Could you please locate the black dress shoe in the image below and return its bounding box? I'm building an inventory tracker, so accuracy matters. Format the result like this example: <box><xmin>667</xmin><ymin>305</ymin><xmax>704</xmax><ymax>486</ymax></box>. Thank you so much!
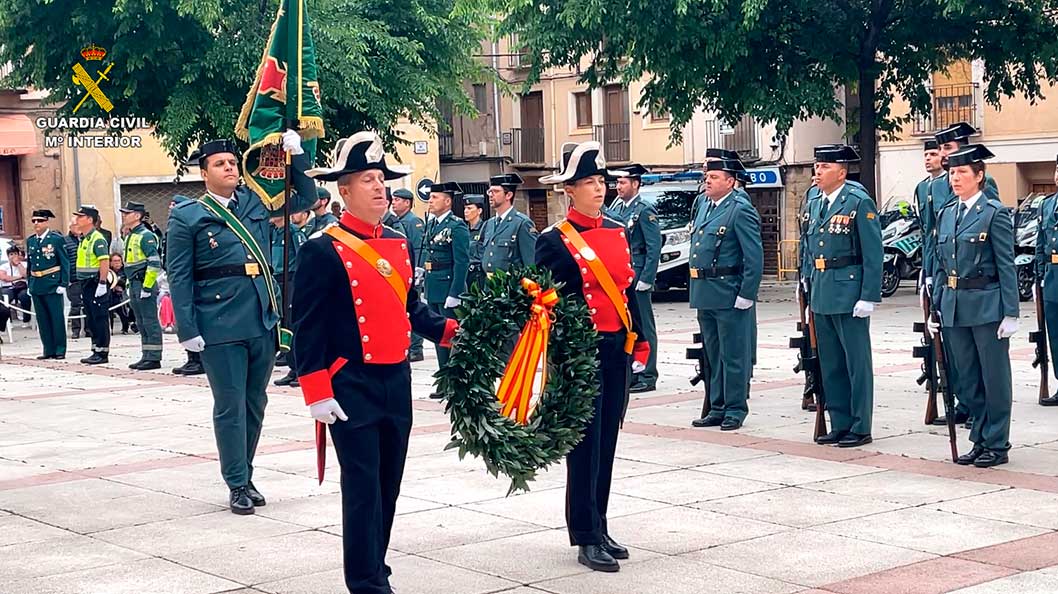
<box><xmin>1040</xmin><ymin>394</ymin><xmax>1058</xmax><ymax>406</ymax></box>
<box><xmin>691</xmin><ymin>415</ymin><xmax>724</xmax><ymax>428</ymax></box>
<box><xmin>815</xmin><ymin>430</ymin><xmax>849</xmax><ymax>445</ymax></box>
<box><xmin>173</xmin><ymin>360</ymin><xmax>205</xmax><ymax>376</ymax></box>
<box><xmin>246</xmin><ymin>482</ymin><xmax>266</xmax><ymax>507</ymax></box>
<box><xmin>837</xmin><ymin>433</ymin><xmax>873</xmax><ymax>448</ymax></box>
<box><xmin>408</xmin><ymin>352</ymin><xmax>424</xmax><ymax>362</ymax></box>
<box><xmin>956</xmin><ymin>445</ymin><xmax>985</xmax><ymax>465</ymax></box>
<box><xmin>52</xmin><ymin>355</ymin><xmax>65</xmax><ymax>360</ymax></box>
<box><xmin>931</xmin><ymin>410</ymin><xmax>970</xmax><ymax>426</ymax></box>
<box><xmin>230</xmin><ymin>487</ymin><xmax>255</xmax><ymax>515</ymax></box>
<box><xmin>129</xmin><ymin>359</ymin><xmax>154</xmax><ymax>370</ymax></box>
<box><xmin>429</xmin><ymin>392</ymin><xmax>444</xmax><ymax>400</ymax></box>
<box><xmin>71</xmin><ymin>332</ymin><xmax>80</xmax><ymax>339</ymax></box>
<box><xmin>577</xmin><ymin>544</ymin><xmax>619</xmax><ymax>572</ymax></box>
<box><xmin>973</xmin><ymin>450</ymin><xmax>1009</xmax><ymax>468</ymax></box>
<box><xmin>274</xmin><ymin>353</ymin><xmax>289</xmax><ymax>367</ymax></box>
<box><xmin>628</xmin><ymin>381</ymin><xmax>656</xmax><ymax>394</ymax></box>
<box><xmin>137</xmin><ymin>361</ymin><xmax>161</xmax><ymax>370</ymax></box>
<box><xmin>601</xmin><ymin>535</ymin><xmax>629</xmax><ymax>560</ymax></box>
<box><xmin>273</xmin><ymin>372</ymin><xmax>298</xmax><ymax>387</ymax></box>
<box><xmin>80</xmin><ymin>353</ymin><xmax>108</xmax><ymax>365</ymax></box>
<box><xmin>36</xmin><ymin>354</ymin><xmax>51</xmax><ymax>360</ymax></box>
<box><xmin>720</xmin><ymin>418</ymin><xmax>744</xmax><ymax>431</ymax></box>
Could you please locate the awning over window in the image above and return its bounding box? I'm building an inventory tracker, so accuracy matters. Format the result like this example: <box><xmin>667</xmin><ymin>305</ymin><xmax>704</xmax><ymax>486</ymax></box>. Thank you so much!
<box><xmin>0</xmin><ymin>115</ymin><xmax>37</xmax><ymax>156</ymax></box>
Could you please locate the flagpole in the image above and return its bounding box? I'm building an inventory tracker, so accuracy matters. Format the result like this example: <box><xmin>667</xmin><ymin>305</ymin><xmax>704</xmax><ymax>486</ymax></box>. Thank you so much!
<box><xmin>280</xmin><ymin>0</ymin><xmax>298</xmax><ymax>342</ymax></box>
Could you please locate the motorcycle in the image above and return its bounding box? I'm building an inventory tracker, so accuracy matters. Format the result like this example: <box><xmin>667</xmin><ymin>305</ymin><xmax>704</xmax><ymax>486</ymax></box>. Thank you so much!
<box><xmin>1014</xmin><ymin>194</ymin><xmax>1045</xmax><ymax>302</ymax></box>
<box><xmin>880</xmin><ymin>200</ymin><xmax>922</xmax><ymax>298</ymax></box>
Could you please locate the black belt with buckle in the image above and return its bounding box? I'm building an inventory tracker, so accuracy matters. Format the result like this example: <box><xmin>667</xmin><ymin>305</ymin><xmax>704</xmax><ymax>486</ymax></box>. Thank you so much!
<box><xmin>946</xmin><ymin>275</ymin><xmax>998</xmax><ymax>290</ymax></box>
<box><xmin>690</xmin><ymin>265</ymin><xmax>741</xmax><ymax>279</ymax></box>
<box><xmin>195</xmin><ymin>263</ymin><xmax>262</xmax><ymax>281</ymax></box>
<box><xmin>814</xmin><ymin>256</ymin><xmax>862</xmax><ymax>271</ymax></box>
<box><xmin>424</xmin><ymin>262</ymin><xmax>452</xmax><ymax>271</ymax></box>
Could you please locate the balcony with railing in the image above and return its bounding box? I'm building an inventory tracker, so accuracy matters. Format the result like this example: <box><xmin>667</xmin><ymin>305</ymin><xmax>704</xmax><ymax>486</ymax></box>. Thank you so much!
<box><xmin>593</xmin><ymin>123</ymin><xmax>630</xmax><ymax>163</ymax></box>
<box><xmin>511</xmin><ymin>127</ymin><xmax>545</xmax><ymax>164</ymax></box>
<box><xmin>703</xmin><ymin>115</ymin><xmax>760</xmax><ymax>161</ymax></box>
<box><xmin>438</xmin><ymin>132</ymin><xmax>454</xmax><ymax>159</ymax></box>
<box><xmin>913</xmin><ymin>83</ymin><xmax>980</xmax><ymax>135</ymax></box>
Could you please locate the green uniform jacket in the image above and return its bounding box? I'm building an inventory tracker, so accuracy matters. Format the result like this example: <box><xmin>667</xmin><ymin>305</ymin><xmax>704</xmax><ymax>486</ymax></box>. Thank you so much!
<box><xmin>167</xmin><ymin>184</ymin><xmax>314</xmax><ymax>345</ymax></box>
<box><xmin>123</xmin><ymin>223</ymin><xmax>162</xmax><ymax>289</ymax></box>
<box><xmin>303</xmin><ymin>211</ymin><xmax>338</xmax><ymax>238</ymax></box>
<box><xmin>688</xmin><ymin>192</ymin><xmax>764</xmax><ymax>309</ymax></box>
<box><xmin>421</xmin><ymin>212</ymin><xmax>470</xmax><ymax>303</ymax></box>
<box><xmin>480</xmin><ymin>209</ymin><xmax>537</xmax><ymax>274</ymax></box>
<box><xmin>915</xmin><ymin>175</ymin><xmax>940</xmax><ymax>276</ymax></box>
<box><xmin>611</xmin><ymin>195</ymin><xmax>662</xmax><ymax>286</ymax></box>
<box><xmin>270</xmin><ymin>223</ymin><xmax>307</xmax><ymax>275</ymax></box>
<box><xmin>798</xmin><ymin>186</ymin><xmax>822</xmax><ymax>280</ymax></box>
<box><xmin>26</xmin><ymin>229</ymin><xmax>70</xmax><ymax>295</ymax></box>
<box><xmin>468</xmin><ymin>220</ymin><xmax>485</xmax><ymax>265</ymax></box>
<box><xmin>1035</xmin><ymin>193</ymin><xmax>1058</xmax><ymax>303</ymax></box>
<box><xmin>802</xmin><ymin>184</ymin><xmax>884</xmax><ymax>315</ymax></box>
<box><xmin>396</xmin><ymin>210</ymin><xmax>426</xmax><ymax>265</ymax></box>
<box><xmin>932</xmin><ymin>195</ymin><xmax>1018</xmax><ymax>327</ymax></box>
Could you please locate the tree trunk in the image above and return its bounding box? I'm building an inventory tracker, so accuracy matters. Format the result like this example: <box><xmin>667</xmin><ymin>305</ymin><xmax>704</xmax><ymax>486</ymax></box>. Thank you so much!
<box><xmin>858</xmin><ymin>66</ymin><xmax>878</xmax><ymax>199</ymax></box>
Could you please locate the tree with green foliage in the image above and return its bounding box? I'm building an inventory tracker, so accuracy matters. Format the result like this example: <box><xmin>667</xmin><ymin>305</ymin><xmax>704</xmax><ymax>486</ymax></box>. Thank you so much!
<box><xmin>501</xmin><ymin>0</ymin><xmax>1058</xmax><ymax>196</ymax></box>
<box><xmin>0</xmin><ymin>0</ymin><xmax>491</xmax><ymax>166</ymax></box>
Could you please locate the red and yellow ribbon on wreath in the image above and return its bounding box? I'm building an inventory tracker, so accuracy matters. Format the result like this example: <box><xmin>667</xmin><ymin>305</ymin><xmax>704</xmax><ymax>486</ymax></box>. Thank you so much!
<box><xmin>495</xmin><ymin>278</ymin><xmax>560</xmax><ymax>424</ymax></box>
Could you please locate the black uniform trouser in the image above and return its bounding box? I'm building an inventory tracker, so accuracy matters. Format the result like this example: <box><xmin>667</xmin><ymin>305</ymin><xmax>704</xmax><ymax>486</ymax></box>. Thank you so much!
<box><xmin>276</xmin><ymin>276</ymin><xmax>296</xmax><ymax>371</ymax></box>
<box><xmin>67</xmin><ymin>280</ymin><xmax>83</xmax><ymax>334</ymax></box>
<box><xmin>200</xmin><ymin>333</ymin><xmax>274</xmax><ymax>488</ymax></box>
<box><xmin>330</xmin><ymin>363</ymin><xmax>412</xmax><ymax>594</ymax></box>
<box><xmin>567</xmin><ymin>331</ymin><xmax>630</xmax><ymax>545</ymax></box>
<box><xmin>81</xmin><ymin>278</ymin><xmax>111</xmax><ymax>354</ymax></box>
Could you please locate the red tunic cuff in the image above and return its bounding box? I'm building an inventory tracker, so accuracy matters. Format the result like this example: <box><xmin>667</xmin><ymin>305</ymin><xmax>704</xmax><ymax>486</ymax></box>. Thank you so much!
<box><xmin>633</xmin><ymin>340</ymin><xmax>651</xmax><ymax>366</ymax></box>
<box><xmin>440</xmin><ymin>319</ymin><xmax>459</xmax><ymax>348</ymax></box>
<box><xmin>299</xmin><ymin>369</ymin><xmax>334</xmax><ymax>406</ymax></box>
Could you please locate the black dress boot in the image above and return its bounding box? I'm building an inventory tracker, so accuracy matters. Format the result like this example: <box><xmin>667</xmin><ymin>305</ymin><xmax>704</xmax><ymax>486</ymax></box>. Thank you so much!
<box><xmin>577</xmin><ymin>544</ymin><xmax>619</xmax><ymax>572</ymax></box>
<box><xmin>229</xmin><ymin>487</ymin><xmax>255</xmax><ymax>515</ymax></box>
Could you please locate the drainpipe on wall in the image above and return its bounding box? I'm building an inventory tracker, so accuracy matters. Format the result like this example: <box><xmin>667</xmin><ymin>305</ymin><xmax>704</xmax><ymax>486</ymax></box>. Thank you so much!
<box><xmin>72</xmin><ymin>144</ymin><xmax>82</xmax><ymax>207</ymax></box>
<box><xmin>491</xmin><ymin>41</ymin><xmax>502</xmax><ymax>166</ymax></box>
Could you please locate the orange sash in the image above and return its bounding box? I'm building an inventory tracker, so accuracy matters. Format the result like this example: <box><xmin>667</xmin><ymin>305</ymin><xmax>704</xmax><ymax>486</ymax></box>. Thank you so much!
<box><xmin>556</xmin><ymin>221</ymin><xmax>637</xmax><ymax>353</ymax></box>
<box><xmin>495</xmin><ymin>279</ymin><xmax>559</xmax><ymax>424</ymax></box>
<box><xmin>325</xmin><ymin>226</ymin><xmax>407</xmax><ymax>306</ymax></box>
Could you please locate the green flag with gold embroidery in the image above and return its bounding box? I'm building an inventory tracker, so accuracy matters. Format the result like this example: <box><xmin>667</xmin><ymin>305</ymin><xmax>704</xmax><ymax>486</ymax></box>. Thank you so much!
<box><xmin>235</xmin><ymin>0</ymin><xmax>324</xmax><ymax>210</ymax></box>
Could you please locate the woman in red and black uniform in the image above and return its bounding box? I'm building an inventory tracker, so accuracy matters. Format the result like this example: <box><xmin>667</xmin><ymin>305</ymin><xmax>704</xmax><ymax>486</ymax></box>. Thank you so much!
<box><xmin>294</xmin><ymin>131</ymin><xmax>457</xmax><ymax>594</ymax></box>
<box><xmin>535</xmin><ymin>141</ymin><xmax>651</xmax><ymax>573</ymax></box>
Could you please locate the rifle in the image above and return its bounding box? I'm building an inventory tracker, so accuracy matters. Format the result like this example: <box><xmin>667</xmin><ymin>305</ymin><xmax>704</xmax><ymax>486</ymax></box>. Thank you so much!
<box><xmin>912</xmin><ymin>290</ymin><xmax>940</xmax><ymax>425</ymax></box>
<box><xmin>805</xmin><ymin>305</ymin><xmax>828</xmax><ymax>440</ymax></box>
<box><xmin>789</xmin><ymin>280</ymin><xmax>818</xmax><ymax>412</ymax></box>
<box><xmin>1030</xmin><ymin>280</ymin><xmax>1049</xmax><ymax>405</ymax></box>
<box><xmin>923</xmin><ymin>287</ymin><xmax>958</xmax><ymax>462</ymax></box>
<box><xmin>688</xmin><ymin>332</ymin><xmax>712</xmax><ymax>422</ymax></box>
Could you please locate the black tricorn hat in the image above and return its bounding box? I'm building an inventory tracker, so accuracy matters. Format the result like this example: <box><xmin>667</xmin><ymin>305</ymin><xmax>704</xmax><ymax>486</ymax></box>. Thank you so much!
<box><xmin>306</xmin><ymin>132</ymin><xmax>411</xmax><ymax>182</ymax></box>
<box><xmin>119</xmin><ymin>201</ymin><xmax>147</xmax><ymax>214</ymax></box>
<box><xmin>430</xmin><ymin>181</ymin><xmax>463</xmax><ymax>197</ymax></box>
<box><xmin>489</xmin><ymin>173</ymin><xmax>524</xmax><ymax>191</ymax></box>
<box><xmin>31</xmin><ymin>209</ymin><xmax>56</xmax><ymax>219</ymax></box>
<box><xmin>705</xmin><ymin>148</ymin><xmax>740</xmax><ymax>161</ymax></box>
<box><xmin>541</xmin><ymin>141</ymin><xmax>625</xmax><ymax>184</ymax></box>
<box><xmin>935</xmin><ymin>122</ymin><xmax>977</xmax><ymax>145</ymax></box>
<box><xmin>614</xmin><ymin>163</ymin><xmax>650</xmax><ymax>178</ymax></box>
<box><xmin>814</xmin><ymin>145</ymin><xmax>860</xmax><ymax>163</ymax></box>
<box><xmin>946</xmin><ymin>143</ymin><xmax>995</xmax><ymax>168</ymax></box>
<box><xmin>924</xmin><ymin>139</ymin><xmax>939</xmax><ymax>151</ymax></box>
<box><xmin>187</xmin><ymin>139</ymin><xmax>240</xmax><ymax>166</ymax></box>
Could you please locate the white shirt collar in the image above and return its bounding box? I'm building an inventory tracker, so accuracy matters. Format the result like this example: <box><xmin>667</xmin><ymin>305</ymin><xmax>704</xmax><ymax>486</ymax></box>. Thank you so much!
<box><xmin>712</xmin><ymin>192</ymin><xmax>732</xmax><ymax>208</ymax></box>
<box><xmin>434</xmin><ymin>210</ymin><xmax>451</xmax><ymax>224</ymax></box>
<box><xmin>207</xmin><ymin>189</ymin><xmax>235</xmax><ymax>208</ymax></box>
<box><xmin>825</xmin><ymin>184</ymin><xmax>846</xmax><ymax>205</ymax></box>
<box><xmin>622</xmin><ymin>194</ymin><xmax>639</xmax><ymax>207</ymax></box>
<box><xmin>961</xmin><ymin>191</ymin><xmax>983</xmax><ymax>210</ymax></box>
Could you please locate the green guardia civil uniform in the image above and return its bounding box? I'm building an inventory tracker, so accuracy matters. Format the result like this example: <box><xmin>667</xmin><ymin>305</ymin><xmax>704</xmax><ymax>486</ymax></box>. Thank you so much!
<box><xmin>124</xmin><ymin>223</ymin><xmax>164</xmax><ymax>362</ymax></box>
<box><xmin>688</xmin><ymin>191</ymin><xmax>764</xmax><ymax>423</ymax></box>
<box><xmin>932</xmin><ymin>192</ymin><xmax>1017</xmax><ymax>454</ymax></box>
<box><xmin>167</xmin><ymin>165</ymin><xmax>315</xmax><ymax>490</ymax></box>
<box><xmin>1034</xmin><ymin>190</ymin><xmax>1058</xmax><ymax>393</ymax></box>
<box><xmin>803</xmin><ymin>183</ymin><xmax>883</xmax><ymax>437</ymax></box>
<box><xmin>26</xmin><ymin>228</ymin><xmax>71</xmax><ymax>358</ymax></box>
<box><xmin>611</xmin><ymin>194</ymin><xmax>662</xmax><ymax>387</ymax></box>
<box><xmin>419</xmin><ymin>211</ymin><xmax>470</xmax><ymax>366</ymax></box>
<box><xmin>303</xmin><ymin>210</ymin><xmax>338</xmax><ymax>237</ymax></box>
<box><xmin>480</xmin><ymin>208</ymin><xmax>537</xmax><ymax>276</ymax></box>
<box><xmin>467</xmin><ymin>219</ymin><xmax>486</xmax><ymax>288</ymax></box>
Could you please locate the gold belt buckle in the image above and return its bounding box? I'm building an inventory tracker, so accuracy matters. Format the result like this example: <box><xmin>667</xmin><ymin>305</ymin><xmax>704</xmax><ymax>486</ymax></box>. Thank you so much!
<box><xmin>245</xmin><ymin>262</ymin><xmax>260</xmax><ymax>277</ymax></box>
<box><xmin>814</xmin><ymin>257</ymin><xmax>826</xmax><ymax>271</ymax></box>
<box><xmin>425</xmin><ymin>262</ymin><xmax>433</xmax><ymax>271</ymax></box>
<box><xmin>947</xmin><ymin>276</ymin><xmax>958</xmax><ymax>289</ymax></box>
<box><xmin>486</xmin><ymin>272</ymin><xmax>494</xmax><ymax>279</ymax></box>
<box><xmin>1051</xmin><ymin>254</ymin><xmax>1058</xmax><ymax>264</ymax></box>
<box><xmin>689</xmin><ymin>268</ymin><xmax>699</xmax><ymax>279</ymax></box>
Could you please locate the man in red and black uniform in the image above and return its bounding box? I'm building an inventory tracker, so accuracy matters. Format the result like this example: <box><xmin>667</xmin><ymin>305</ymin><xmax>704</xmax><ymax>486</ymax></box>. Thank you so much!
<box><xmin>294</xmin><ymin>131</ymin><xmax>458</xmax><ymax>594</ymax></box>
<box><xmin>536</xmin><ymin>141</ymin><xmax>650</xmax><ymax>573</ymax></box>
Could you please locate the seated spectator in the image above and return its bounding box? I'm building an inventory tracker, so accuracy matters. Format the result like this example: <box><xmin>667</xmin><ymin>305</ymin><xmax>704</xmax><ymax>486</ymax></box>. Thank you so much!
<box><xmin>108</xmin><ymin>253</ymin><xmax>135</xmax><ymax>334</ymax></box>
<box><xmin>0</xmin><ymin>245</ymin><xmax>31</xmax><ymax>328</ymax></box>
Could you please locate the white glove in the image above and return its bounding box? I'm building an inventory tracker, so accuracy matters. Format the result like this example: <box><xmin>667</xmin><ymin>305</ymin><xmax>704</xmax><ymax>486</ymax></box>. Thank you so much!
<box><xmin>733</xmin><ymin>296</ymin><xmax>754</xmax><ymax>310</ymax></box>
<box><xmin>852</xmin><ymin>300</ymin><xmax>874</xmax><ymax>318</ymax></box>
<box><xmin>282</xmin><ymin>129</ymin><xmax>304</xmax><ymax>155</ymax></box>
<box><xmin>180</xmin><ymin>335</ymin><xmax>206</xmax><ymax>352</ymax></box>
<box><xmin>631</xmin><ymin>361</ymin><xmax>646</xmax><ymax>374</ymax></box>
<box><xmin>444</xmin><ymin>296</ymin><xmax>461</xmax><ymax>309</ymax></box>
<box><xmin>94</xmin><ymin>283</ymin><xmax>107</xmax><ymax>298</ymax></box>
<box><xmin>140</xmin><ymin>289</ymin><xmax>152</xmax><ymax>299</ymax></box>
<box><xmin>635</xmin><ymin>281</ymin><xmax>652</xmax><ymax>292</ymax></box>
<box><xmin>414</xmin><ymin>267</ymin><xmax>425</xmax><ymax>284</ymax></box>
<box><xmin>56</xmin><ymin>286</ymin><xmax>65</xmax><ymax>296</ymax></box>
<box><xmin>997</xmin><ymin>317</ymin><xmax>1019</xmax><ymax>339</ymax></box>
<box><xmin>924</xmin><ymin>276</ymin><xmax>933</xmax><ymax>288</ymax></box>
<box><xmin>920</xmin><ymin>277</ymin><xmax>933</xmax><ymax>297</ymax></box>
<box><xmin>926</xmin><ymin>318</ymin><xmax>940</xmax><ymax>338</ymax></box>
<box><xmin>309</xmin><ymin>398</ymin><xmax>348</xmax><ymax>425</ymax></box>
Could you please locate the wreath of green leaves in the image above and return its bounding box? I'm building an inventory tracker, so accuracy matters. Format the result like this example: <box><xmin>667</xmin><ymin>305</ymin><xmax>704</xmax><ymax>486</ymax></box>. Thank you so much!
<box><xmin>436</xmin><ymin>267</ymin><xmax>600</xmax><ymax>494</ymax></box>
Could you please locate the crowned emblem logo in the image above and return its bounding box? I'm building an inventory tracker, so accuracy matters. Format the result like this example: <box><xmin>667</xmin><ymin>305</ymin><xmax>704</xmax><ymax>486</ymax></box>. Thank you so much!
<box><xmin>252</xmin><ymin>143</ymin><xmax>287</xmax><ymax>181</ymax></box>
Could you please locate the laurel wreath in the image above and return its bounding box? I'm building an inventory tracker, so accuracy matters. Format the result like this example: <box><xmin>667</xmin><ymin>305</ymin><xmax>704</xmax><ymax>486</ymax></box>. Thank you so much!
<box><xmin>436</xmin><ymin>267</ymin><xmax>600</xmax><ymax>494</ymax></box>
